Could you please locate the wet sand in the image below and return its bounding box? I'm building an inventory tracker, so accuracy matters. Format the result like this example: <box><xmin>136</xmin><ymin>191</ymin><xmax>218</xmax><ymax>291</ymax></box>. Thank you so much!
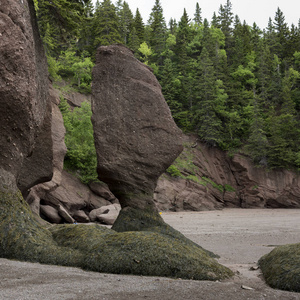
<box><xmin>0</xmin><ymin>208</ymin><xmax>299</xmax><ymax>300</ymax></box>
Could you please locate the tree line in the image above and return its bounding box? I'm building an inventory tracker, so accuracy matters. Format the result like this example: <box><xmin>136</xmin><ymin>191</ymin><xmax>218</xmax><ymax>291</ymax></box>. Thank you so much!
<box><xmin>35</xmin><ymin>0</ymin><xmax>300</xmax><ymax>171</ymax></box>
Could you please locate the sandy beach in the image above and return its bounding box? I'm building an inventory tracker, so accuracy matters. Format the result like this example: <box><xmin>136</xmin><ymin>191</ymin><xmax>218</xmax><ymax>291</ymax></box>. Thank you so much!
<box><xmin>0</xmin><ymin>208</ymin><xmax>299</xmax><ymax>300</ymax></box>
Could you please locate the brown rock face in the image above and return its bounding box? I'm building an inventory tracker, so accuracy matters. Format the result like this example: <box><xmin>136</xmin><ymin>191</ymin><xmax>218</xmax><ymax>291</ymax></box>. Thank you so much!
<box><xmin>92</xmin><ymin>44</ymin><xmax>183</xmax><ymax>210</ymax></box>
<box><xmin>154</xmin><ymin>135</ymin><xmax>300</xmax><ymax>211</ymax></box>
<box><xmin>0</xmin><ymin>0</ymin><xmax>52</xmax><ymax>186</ymax></box>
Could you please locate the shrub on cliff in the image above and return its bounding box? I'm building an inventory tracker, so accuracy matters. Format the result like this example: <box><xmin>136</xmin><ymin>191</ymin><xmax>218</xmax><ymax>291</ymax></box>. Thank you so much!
<box><xmin>59</xmin><ymin>97</ymin><xmax>98</xmax><ymax>184</ymax></box>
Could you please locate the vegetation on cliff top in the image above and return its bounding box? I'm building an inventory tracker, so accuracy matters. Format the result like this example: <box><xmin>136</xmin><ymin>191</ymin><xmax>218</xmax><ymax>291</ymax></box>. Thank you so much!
<box><xmin>35</xmin><ymin>0</ymin><xmax>300</xmax><ymax>172</ymax></box>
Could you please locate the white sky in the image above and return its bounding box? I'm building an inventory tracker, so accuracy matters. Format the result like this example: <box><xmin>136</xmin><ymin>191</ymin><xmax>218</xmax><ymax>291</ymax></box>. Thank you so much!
<box><xmin>95</xmin><ymin>0</ymin><xmax>300</xmax><ymax>30</ymax></box>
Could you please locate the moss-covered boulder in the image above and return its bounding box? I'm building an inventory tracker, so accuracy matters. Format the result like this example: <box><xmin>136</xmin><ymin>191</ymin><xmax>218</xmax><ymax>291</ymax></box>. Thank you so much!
<box><xmin>0</xmin><ymin>182</ymin><xmax>233</xmax><ymax>281</ymax></box>
<box><xmin>259</xmin><ymin>243</ymin><xmax>300</xmax><ymax>292</ymax></box>
<box><xmin>112</xmin><ymin>206</ymin><xmax>218</xmax><ymax>258</ymax></box>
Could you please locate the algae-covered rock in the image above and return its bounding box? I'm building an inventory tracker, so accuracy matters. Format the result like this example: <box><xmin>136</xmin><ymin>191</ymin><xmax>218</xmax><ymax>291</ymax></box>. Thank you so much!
<box><xmin>0</xmin><ymin>180</ymin><xmax>83</xmax><ymax>267</ymax></box>
<box><xmin>0</xmin><ymin>177</ymin><xmax>233</xmax><ymax>281</ymax></box>
<box><xmin>259</xmin><ymin>243</ymin><xmax>300</xmax><ymax>292</ymax></box>
<box><xmin>50</xmin><ymin>222</ymin><xmax>232</xmax><ymax>280</ymax></box>
<box><xmin>112</xmin><ymin>206</ymin><xmax>218</xmax><ymax>258</ymax></box>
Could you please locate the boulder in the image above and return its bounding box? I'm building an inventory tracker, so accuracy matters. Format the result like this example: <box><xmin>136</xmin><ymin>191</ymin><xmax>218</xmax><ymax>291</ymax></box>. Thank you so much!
<box><xmin>259</xmin><ymin>243</ymin><xmax>300</xmax><ymax>292</ymax></box>
<box><xmin>91</xmin><ymin>44</ymin><xmax>232</xmax><ymax>279</ymax></box>
<box><xmin>89</xmin><ymin>204</ymin><xmax>121</xmax><ymax>224</ymax></box>
<box><xmin>92</xmin><ymin>44</ymin><xmax>183</xmax><ymax>210</ymax></box>
<box><xmin>72</xmin><ymin>210</ymin><xmax>90</xmax><ymax>223</ymax></box>
<box><xmin>89</xmin><ymin>181</ymin><xmax>117</xmax><ymax>202</ymax></box>
<box><xmin>40</xmin><ymin>205</ymin><xmax>62</xmax><ymax>224</ymax></box>
<box><xmin>44</xmin><ymin>170</ymin><xmax>111</xmax><ymax>214</ymax></box>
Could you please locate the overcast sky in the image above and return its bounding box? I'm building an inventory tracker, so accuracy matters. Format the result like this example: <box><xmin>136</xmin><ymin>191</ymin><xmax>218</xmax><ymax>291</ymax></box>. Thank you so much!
<box><xmin>97</xmin><ymin>0</ymin><xmax>299</xmax><ymax>30</ymax></box>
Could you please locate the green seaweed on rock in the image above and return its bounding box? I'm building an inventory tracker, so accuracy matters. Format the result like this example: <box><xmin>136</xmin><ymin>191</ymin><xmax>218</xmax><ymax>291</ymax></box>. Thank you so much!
<box><xmin>0</xmin><ymin>185</ymin><xmax>233</xmax><ymax>281</ymax></box>
<box><xmin>259</xmin><ymin>243</ymin><xmax>300</xmax><ymax>292</ymax></box>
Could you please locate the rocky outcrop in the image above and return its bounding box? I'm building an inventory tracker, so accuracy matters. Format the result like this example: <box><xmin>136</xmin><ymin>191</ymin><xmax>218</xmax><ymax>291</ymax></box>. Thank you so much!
<box><xmin>0</xmin><ymin>1</ymin><xmax>233</xmax><ymax>283</ymax></box>
<box><xmin>154</xmin><ymin>135</ymin><xmax>300</xmax><ymax>210</ymax></box>
<box><xmin>41</xmin><ymin>170</ymin><xmax>113</xmax><ymax>223</ymax></box>
<box><xmin>0</xmin><ymin>0</ymin><xmax>52</xmax><ymax>186</ymax></box>
<box><xmin>92</xmin><ymin>44</ymin><xmax>183</xmax><ymax>210</ymax></box>
<box><xmin>91</xmin><ymin>44</ymin><xmax>232</xmax><ymax>279</ymax></box>
<box><xmin>24</xmin><ymin>85</ymin><xmax>116</xmax><ymax>225</ymax></box>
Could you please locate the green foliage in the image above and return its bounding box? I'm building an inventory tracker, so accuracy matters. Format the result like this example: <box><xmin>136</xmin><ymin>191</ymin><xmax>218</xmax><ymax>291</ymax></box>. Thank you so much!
<box><xmin>224</xmin><ymin>184</ymin><xmax>235</xmax><ymax>192</ymax></box>
<box><xmin>138</xmin><ymin>42</ymin><xmax>153</xmax><ymax>65</ymax></box>
<box><xmin>71</xmin><ymin>57</ymin><xmax>94</xmax><ymax>93</ymax></box>
<box><xmin>59</xmin><ymin>98</ymin><xmax>98</xmax><ymax>184</ymax></box>
<box><xmin>166</xmin><ymin>165</ymin><xmax>182</xmax><ymax>178</ymax></box>
<box><xmin>201</xmin><ymin>177</ymin><xmax>224</xmax><ymax>192</ymax></box>
<box><xmin>36</xmin><ymin>1</ymin><xmax>300</xmax><ymax>171</ymax></box>
<box><xmin>53</xmin><ymin>50</ymin><xmax>94</xmax><ymax>93</ymax></box>
<box><xmin>93</xmin><ymin>0</ymin><xmax>122</xmax><ymax>48</ymax></box>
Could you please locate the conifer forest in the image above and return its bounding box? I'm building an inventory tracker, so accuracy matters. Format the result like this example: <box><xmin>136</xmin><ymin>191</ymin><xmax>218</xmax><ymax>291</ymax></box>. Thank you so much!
<box><xmin>35</xmin><ymin>0</ymin><xmax>300</xmax><ymax>171</ymax></box>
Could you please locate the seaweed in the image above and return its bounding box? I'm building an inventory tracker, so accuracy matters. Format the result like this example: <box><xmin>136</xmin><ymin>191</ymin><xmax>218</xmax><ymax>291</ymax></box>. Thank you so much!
<box><xmin>0</xmin><ymin>184</ymin><xmax>233</xmax><ymax>281</ymax></box>
<box><xmin>259</xmin><ymin>243</ymin><xmax>300</xmax><ymax>292</ymax></box>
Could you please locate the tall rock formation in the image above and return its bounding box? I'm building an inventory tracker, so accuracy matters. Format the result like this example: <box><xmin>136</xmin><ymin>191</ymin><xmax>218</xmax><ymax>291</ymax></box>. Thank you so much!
<box><xmin>92</xmin><ymin>44</ymin><xmax>183</xmax><ymax>210</ymax></box>
<box><xmin>0</xmin><ymin>3</ymin><xmax>233</xmax><ymax>282</ymax></box>
<box><xmin>0</xmin><ymin>0</ymin><xmax>52</xmax><ymax>191</ymax></box>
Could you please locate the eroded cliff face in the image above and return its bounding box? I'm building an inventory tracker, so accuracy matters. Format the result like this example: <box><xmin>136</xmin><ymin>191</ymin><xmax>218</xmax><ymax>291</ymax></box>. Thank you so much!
<box><xmin>0</xmin><ymin>0</ymin><xmax>52</xmax><ymax>190</ymax></box>
<box><xmin>155</xmin><ymin>135</ymin><xmax>300</xmax><ymax>210</ymax></box>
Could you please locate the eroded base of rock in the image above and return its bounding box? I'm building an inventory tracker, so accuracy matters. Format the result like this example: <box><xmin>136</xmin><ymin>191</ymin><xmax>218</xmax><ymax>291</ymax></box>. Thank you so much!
<box><xmin>0</xmin><ymin>185</ymin><xmax>233</xmax><ymax>281</ymax></box>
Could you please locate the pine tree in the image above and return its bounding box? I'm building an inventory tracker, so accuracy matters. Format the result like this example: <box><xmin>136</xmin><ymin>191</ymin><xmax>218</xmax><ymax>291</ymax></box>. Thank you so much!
<box><xmin>128</xmin><ymin>27</ymin><xmax>141</xmax><ymax>54</ymax></box>
<box><xmin>245</xmin><ymin>95</ymin><xmax>268</xmax><ymax>165</ymax></box>
<box><xmin>169</xmin><ymin>18</ymin><xmax>177</xmax><ymax>35</ymax></box>
<box><xmin>148</xmin><ymin>0</ymin><xmax>167</xmax><ymax>65</ymax></box>
<box><xmin>217</xmin><ymin>0</ymin><xmax>234</xmax><ymax>59</ymax></box>
<box><xmin>36</xmin><ymin>0</ymin><xmax>85</xmax><ymax>55</ymax></box>
<box><xmin>193</xmin><ymin>47</ymin><xmax>224</xmax><ymax>146</ymax></box>
<box><xmin>173</xmin><ymin>9</ymin><xmax>193</xmax><ymax>109</ymax></box>
<box><xmin>273</xmin><ymin>7</ymin><xmax>290</xmax><ymax>60</ymax></box>
<box><xmin>118</xmin><ymin>1</ymin><xmax>134</xmax><ymax>45</ymax></box>
<box><xmin>77</xmin><ymin>0</ymin><xmax>95</xmax><ymax>57</ymax></box>
<box><xmin>93</xmin><ymin>0</ymin><xmax>121</xmax><ymax>49</ymax></box>
<box><xmin>133</xmin><ymin>8</ymin><xmax>145</xmax><ymax>41</ymax></box>
<box><xmin>266</xmin><ymin>68</ymin><xmax>300</xmax><ymax>168</ymax></box>
<box><xmin>193</xmin><ymin>2</ymin><xmax>202</xmax><ymax>27</ymax></box>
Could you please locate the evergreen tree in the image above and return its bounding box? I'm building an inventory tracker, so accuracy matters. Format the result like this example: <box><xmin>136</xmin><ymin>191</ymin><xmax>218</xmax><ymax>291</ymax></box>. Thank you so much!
<box><xmin>193</xmin><ymin>48</ymin><xmax>224</xmax><ymax>146</ymax></box>
<box><xmin>266</xmin><ymin>68</ymin><xmax>300</xmax><ymax>168</ymax></box>
<box><xmin>148</xmin><ymin>0</ymin><xmax>167</xmax><ymax>66</ymax></box>
<box><xmin>93</xmin><ymin>0</ymin><xmax>121</xmax><ymax>49</ymax></box>
<box><xmin>245</xmin><ymin>95</ymin><xmax>268</xmax><ymax>165</ymax></box>
<box><xmin>193</xmin><ymin>2</ymin><xmax>202</xmax><ymax>27</ymax></box>
<box><xmin>217</xmin><ymin>0</ymin><xmax>234</xmax><ymax>60</ymax></box>
<box><xmin>173</xmin><ymin>9</ymin><xmax>193</xmax><ymax>109</ymax></box>
<box><xmin>77</xmin><ymin>0</ymin><xmax>95</xmax><ymax>57</ymax></box>
<box><xmin>169</xmin><ymin>18</ymin><xmax>178</xmax><ymax>35</ymax></box>
<box><xmin>273</xmin><ymin>7</ymin><xmax>290</xmax><ymax>60</ymax></box>
<box><xmin>133</xmin><ymin>8</ymin><xmax>145</xmax><ymax>41</ymax></box>
<box><xmin>118</xmin><ymin>1</ymin><xmax>134</xmax><ymax>45</ymax></box>
<box><xmin>128</xmin><ymin>27</ymin><xmax>141</xmax><ymax>54</ymax></box>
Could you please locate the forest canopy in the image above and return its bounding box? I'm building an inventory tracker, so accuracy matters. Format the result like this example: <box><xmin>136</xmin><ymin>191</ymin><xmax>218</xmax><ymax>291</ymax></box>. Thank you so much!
<box><xmin>35</xmin><ymin>0</ymin><xmax>300</xmax><ymax>172</ymax></box>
